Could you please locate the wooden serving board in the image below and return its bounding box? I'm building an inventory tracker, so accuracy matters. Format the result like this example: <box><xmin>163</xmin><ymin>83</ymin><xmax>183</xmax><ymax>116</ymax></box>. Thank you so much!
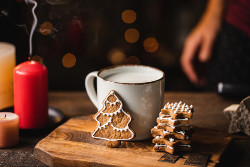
<box><xmin>34</xmin><ymin>115</ymin><xmax>232</xmax><ymax>167</ymax></box>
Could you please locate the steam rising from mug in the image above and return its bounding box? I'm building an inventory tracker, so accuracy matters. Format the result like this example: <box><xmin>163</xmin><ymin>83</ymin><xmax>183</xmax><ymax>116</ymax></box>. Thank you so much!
<box><xmin>25</xmin><ymin>0</ymin><xmax>37</xmax><ymax>58</ymax></box>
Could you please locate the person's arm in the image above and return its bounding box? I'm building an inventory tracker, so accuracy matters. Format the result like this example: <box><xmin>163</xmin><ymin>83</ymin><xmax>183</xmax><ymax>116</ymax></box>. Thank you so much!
<box><xmin>180</xmin><ymin>0</ymin><xmax>225</xmax><ymax>86</ymax></box>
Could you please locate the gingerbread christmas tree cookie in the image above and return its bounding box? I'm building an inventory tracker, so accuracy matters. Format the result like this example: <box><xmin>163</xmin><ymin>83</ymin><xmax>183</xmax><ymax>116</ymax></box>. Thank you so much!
<box><xmin>92</xmin><ymin>90</ymin><xmax>135</xmax><ymax>147</ymax></box>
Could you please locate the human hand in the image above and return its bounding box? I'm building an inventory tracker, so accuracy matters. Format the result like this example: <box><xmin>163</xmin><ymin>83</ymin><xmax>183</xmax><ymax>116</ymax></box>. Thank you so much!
<box><xmin>180</xmin><ymin>0</ymin><xmax>223</xmax><ymax>86</ymax></box>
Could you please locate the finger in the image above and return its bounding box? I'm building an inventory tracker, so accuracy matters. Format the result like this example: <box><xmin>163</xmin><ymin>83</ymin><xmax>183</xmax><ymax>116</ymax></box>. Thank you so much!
<box><xmin>181</xmin><ymin>36</ymin><xmax>201</xmax><ymax>84</ymax></box>
<box><xmin>182</xmin><ymin>36</ymin><xmax>200</xmax><ymax>61</ymax></box>
<box><xmin>199</xmin><ymin>36</ymin><xmax>213</xmax><ymax>62</ymax></box>
<box><xmin>181</xmin><ymin>58</ymin><xmax>199</xmax><ymax>84</ymax></box>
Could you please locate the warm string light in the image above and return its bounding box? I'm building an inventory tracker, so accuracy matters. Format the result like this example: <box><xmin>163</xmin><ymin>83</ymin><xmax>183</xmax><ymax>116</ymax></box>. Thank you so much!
<box><xmin>32</xmin><ymin>55</ymin><xmax>43</xmax><ymax>64</ymax></box>
<box><xmin>124</xmin><ymin>28</ymin><xmax>140</xmax><ymax>43</ymax></box>
<box><xmin>40</xmin><ymin>21</ymin><xmax>53</xmax><ymax>36</ymax></box>
<box><xmin>62</xmin><ymin>53</ymin><xmax>76</xmax><ymax>68</ymax></box>
<box><xmin>27</xmin><ymin>7</ymin><xmax>161</xmax><ymax>68</ymax></box>
<box><xmin>125</xmin><ymin>56</ymin><xmax>140</xmax><ymax>65</ymax></box>
<box><xmin>121</xmin><ymin>9</ymin><xmax>161</xmax><ymax>64</ymax></box>
<box><xmin>143</xmin><ymin>37</ymin><xmax>159</xmax><ymax>53</ymax></box>
<box><xmin>123</xmin><ymin>10</ymin><xmax>139</xmax><ymax>44</ymax></box>
<box><xmin>38</xmin><ymin>20</ymin><xmax>77</xmax><ymax>68</ymax></box>
<box><xmin>108</xmin><ymin>49</ymin><xmax>126</xmax><ymax>65</ymax></box>
<box><xmin>121</xmin><ymin>10</ymin><xmax>140</xmax><ymax>64</ymax></box>
<box><xmin>122</xmin><ymin>10</ymin><xmax>136</xmax><ymax>24</ymax></box>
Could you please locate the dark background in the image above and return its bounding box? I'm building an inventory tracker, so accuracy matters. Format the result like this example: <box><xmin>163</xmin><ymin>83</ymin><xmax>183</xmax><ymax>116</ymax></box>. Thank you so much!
<box><xmin>0</xmin><ymin>0</ymin><xmax>207</xmax><ymax>91</ymax></box>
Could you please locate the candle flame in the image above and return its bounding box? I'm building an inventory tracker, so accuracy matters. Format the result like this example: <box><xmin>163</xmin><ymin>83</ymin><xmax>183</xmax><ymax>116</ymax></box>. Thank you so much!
<box><xmin>25</xmin><ymin>0</ymin><xmax>38</xmax><ymax>59</ymax></box>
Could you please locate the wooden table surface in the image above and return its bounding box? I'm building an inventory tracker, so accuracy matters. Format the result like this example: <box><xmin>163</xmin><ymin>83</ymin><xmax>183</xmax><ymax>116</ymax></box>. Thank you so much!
<box><xmin>0</xmin><ymin>92</ymin><xmax>249</xmax><ymax>167</ymax></box>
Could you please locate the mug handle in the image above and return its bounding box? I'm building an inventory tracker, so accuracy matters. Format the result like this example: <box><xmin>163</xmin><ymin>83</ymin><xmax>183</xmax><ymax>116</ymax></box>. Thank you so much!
<box><xmin>85</xmin><ymin>71</ymin><xmax>98</xmax><ymax>108</ymax></box>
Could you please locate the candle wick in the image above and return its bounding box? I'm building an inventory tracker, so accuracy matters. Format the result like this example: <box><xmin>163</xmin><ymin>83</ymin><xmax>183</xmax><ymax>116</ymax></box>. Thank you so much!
<box><xmin>4</xmin><ymin>114</ymin><xmax>6</xmax><ymax>119</ymax></box>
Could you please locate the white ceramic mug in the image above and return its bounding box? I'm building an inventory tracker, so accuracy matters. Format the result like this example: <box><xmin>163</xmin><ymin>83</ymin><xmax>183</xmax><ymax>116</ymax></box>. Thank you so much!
<box><xmin>85</xmin><ymin>65</ymin><xmax>165</xmax><ymax>140</ymax></box>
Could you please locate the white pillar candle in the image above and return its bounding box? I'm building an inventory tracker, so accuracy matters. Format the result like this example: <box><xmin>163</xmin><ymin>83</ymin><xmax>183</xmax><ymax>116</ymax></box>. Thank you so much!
<box><xmin>0</xmin><ymin>42</ymin><xmax>16</xmax><ymax>110</ymax></box>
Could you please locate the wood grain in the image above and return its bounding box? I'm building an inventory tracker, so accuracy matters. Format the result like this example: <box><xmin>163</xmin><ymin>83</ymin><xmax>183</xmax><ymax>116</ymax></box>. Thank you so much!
<box><xmin>48</xmin><ymin>92</ymin><xmax>238</xmax><ymax>131</ymax></box>
<box><xmin>34</xmin><ymin>115</ymin><xmax>232</xmax><ymax>167</ymax></box>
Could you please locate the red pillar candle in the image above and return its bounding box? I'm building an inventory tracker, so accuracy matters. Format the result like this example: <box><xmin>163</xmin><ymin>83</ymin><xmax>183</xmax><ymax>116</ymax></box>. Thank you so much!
<box><xmin>14</xmin><ymin>61</ymin><xmax>48</xmax><ymax>129</ymax></box>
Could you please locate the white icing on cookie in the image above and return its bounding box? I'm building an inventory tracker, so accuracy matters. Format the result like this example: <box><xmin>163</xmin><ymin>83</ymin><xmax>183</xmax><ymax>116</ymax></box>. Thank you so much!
<box><xmin>164</xmin><ymin>101</ymin><xmax>193</xmax><ymax>114</ymax></box>
<box><xmin>92</xmin><ymin>90</ymin><xmax>134</xmax><ymax>141</ymax></box>
<box><xmin>176</xmin><ymin>131</ymin><xmax>185</xmax><ymax>135</ymax></box>
<box><xmin>178</xmin><ymin>144</ymin><xmax>191</xmax><ymax>147</ymax></box>
<box><xmin>106</xmin><ymin>99</ymin><xmax>119</xmax><ymax>106</ymax></box>
<box><xmin>158</xmin><ymin>115</ymin><xmax>188</xmax><ymax>122</ymax></box>
<box><xmin>171</xmin><ymin>102</ymin><xmax>178</xmax><ymax>110</ymax></box>
<box><xmin>156</xmin><ymin>135</ymin><xmax>162</xmax><ymax>139</ymax></box>
<box><xmin>155</xmin><ymin>144</ymin><xmax>173</xmax><ymax>149</ymax></box>
<box><xmin>181</xmin><ymin>103</ymin><xmax>185</xmax><ymax>112</ymax></box>
<box><xmin>163</xmin><ymin>129</ymin><xmax>170</xmax><ymax>134</ymax></box>
<box><xmin>169</xmin><ymin>138</ymin><xmax>175</xmax><ymax>142</ymax></box>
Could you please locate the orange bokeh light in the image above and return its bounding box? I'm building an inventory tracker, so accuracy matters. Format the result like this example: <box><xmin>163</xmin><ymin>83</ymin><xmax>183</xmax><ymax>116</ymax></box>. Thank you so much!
<box><xmin>125</xmin><ymin>56</ymin><xmax>140</xmax><ymax>65</ymax></box>
<box><xmin>32</xmin><ymin>55</ymin><xmax>43</xmax><ymax>64</ymax></box>
<box><xmin>109</xmin><ymin>49</ymin><xmax>126</xmax><ymax>65</ymax></box>
<box><xmin>122</xmin><ymin>10</ymin><xmax>137</xmax><ymax>24</ymax></box>
<box><xmin>124</xmin><ymin>28</ymin><xmax>140</xmax><ymax>43</ymax></box>
<box><xmin>62</xmin><ymin>53</ymin><xmax>76</xmax><ymax>68</ymax></box>
<box><xmin>143</xmin><ymin>37</ymin><xmax>159</xmax><ymax>53</ymax></box>
<box><xmin>40</xmin><ymin>21</ymin><xmax>53</xmax><ymax>36</ymax></box>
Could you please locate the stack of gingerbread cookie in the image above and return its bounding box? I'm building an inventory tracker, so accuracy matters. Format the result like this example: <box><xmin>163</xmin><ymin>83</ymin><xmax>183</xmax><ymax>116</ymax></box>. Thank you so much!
<box><xmin>151</xmin><ymin>101</ymin><xmax>194</xmax><ymax>154</ymax></box>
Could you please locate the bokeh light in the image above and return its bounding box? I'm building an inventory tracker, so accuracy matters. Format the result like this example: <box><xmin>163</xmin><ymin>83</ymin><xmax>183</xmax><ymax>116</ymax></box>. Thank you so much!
<box><xmin>125</xmin><ymin>56</ymin><xmax>140</xmax><ymax>64</ymax></box>
<box><xmin>108</xmin><ymin>49</ymin><xmax>126</xmax><ymax>65</ymax></box>
<box><xmin>124</xmin><ymin>28</ymin><xmax>139</xmax><ymax>43</ymax></box>
<box><xmin>32</xmin><ymin>55</ymin><xmax>43</xmax><ymax>64</ymax></box>
<box><xmin>40</xmin><ymin>21</ymin><xmax>53</xmax><ymax>36</ymax></box>
<box><xmin>143</xmin><ymin>37</ymin><xmax>159</xmax><ymax>53</ymax></box>
<box><xmin>122</xmin><ymin>10</ymin><xmax>137</xmax><ymax>24</ymax></box>
<box><xmin>62</xmin><ymin>53</ymin><xmax>76</xmax><ymax>68</ymax></box>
